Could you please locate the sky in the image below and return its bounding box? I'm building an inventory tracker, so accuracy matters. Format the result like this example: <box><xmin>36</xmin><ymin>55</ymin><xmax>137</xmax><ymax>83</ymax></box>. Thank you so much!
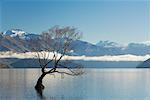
<box><xmin>0</xmin><ymin>0</ymin><xmax>150</xmax><ymax>44</ymax></box>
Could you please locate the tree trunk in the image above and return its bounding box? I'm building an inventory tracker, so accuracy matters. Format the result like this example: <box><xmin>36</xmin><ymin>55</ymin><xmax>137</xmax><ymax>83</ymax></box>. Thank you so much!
<box><xmin>35</xmin><ymin>72</ymin><xmax>47</xmax><ymax>96</ymax></box>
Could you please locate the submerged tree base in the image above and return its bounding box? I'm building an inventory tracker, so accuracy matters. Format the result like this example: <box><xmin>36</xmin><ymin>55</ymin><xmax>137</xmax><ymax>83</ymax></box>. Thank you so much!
<box><xmin>35</xmin><ymin>72</ymin><xmax>47</xmax><ymax>97</ymax></box>
<box><xmin>35</xmin><ymin>82</ymin><xmax>44</xmax><ymax>96</ymax></box>
<box><xmin>35</xmin><ymin>82</ymin><xmax>45</xmax><ymax>91</ymax></box>
<box><xmin>35</xmin><ymin>84</ymin><xmax>45</xmax><ymax>99</ymax></box>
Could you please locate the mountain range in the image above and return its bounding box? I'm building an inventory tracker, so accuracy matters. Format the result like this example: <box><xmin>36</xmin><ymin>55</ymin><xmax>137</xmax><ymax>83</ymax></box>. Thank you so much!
<box><xmin>0</xmin><ymin>29</ymin><xmax>149</xmax><ymax>56</ymax></box>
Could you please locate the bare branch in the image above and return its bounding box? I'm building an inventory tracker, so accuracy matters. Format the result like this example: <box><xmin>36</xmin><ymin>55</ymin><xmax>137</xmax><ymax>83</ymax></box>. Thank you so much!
<box><xmin>54</xmin><ymin>70</ymin><xmax>79</xmax><ymax>76</ymax></box>
<box><xmin>57</xmin><ymin>63</ymin><xmax>84</xmax><ymax>76</ymax></box>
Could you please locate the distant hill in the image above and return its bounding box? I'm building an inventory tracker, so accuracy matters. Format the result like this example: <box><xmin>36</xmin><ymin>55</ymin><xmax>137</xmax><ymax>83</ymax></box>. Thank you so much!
<box><xmin>137</xmin><ymin>58</ymin><xmax>150</xmax><ymax>68</ymax></box>
<box><xmin>9</xmin><ymin>58</ymin><xmax>140</xmax><ymax>68</ymax></box>
<box><xmin>0</xmin><ymin>29</ymin><xmax>149</xmax><ymax>56</ymax></box>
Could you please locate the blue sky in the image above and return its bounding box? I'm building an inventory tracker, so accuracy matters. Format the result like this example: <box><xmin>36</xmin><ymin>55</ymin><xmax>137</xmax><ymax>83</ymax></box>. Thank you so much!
<box><xmin>0</xmin><ymin>0</ymin><xmax>149</xmax><ymax>44</ymax></box>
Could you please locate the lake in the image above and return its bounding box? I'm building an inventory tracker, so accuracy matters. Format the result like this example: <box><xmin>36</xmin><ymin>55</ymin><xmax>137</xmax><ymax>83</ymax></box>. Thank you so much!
<box><xmin>0</xmin><ymin>68</ymin><xmax>150</xmax><ymax>100</ymax></box>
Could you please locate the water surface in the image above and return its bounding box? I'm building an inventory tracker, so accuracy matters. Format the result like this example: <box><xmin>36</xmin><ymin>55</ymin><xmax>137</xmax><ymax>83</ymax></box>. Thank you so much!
<box><xmin>0</xmin><ymin>69</ymin><xmax>150</xmax><ymax>100</ymax></box>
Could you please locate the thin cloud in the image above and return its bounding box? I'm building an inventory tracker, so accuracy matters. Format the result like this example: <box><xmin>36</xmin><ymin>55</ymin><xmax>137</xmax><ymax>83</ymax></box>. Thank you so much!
<box><xmin>0</xmin><ymin>51</ymin><xmax>149</xmax><ymax>61</ymax></box>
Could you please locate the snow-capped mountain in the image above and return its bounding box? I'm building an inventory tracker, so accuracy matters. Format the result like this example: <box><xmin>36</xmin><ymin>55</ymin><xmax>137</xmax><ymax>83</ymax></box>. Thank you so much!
<box><xmin>2</xmin><ymin>29</ymin><xmax>39</xmax><ymax>40</ymax></box>
<box><xmin>70</xmin><ymin>40</ymin><xmax>123</xmax><ymax>56</ymax></box>
<box><xmin>96</xmin><ymin>40</ymin><xmax>122</xmax><ymax>48</ymax></box>
<box><xmin>0</xmin><ymin>29</ymin><xmax>149</xmax><ymax>56</ymax></box>
<box><xmin>141</xmin><ymin>41</ymin><xmax>150</xmax><ymax>46</ymax></box>
<box><xmin>124</xmin><ymin>42</ymin><xmax>150</xmax><ymax>55</ymax></box>
<box><xmin>96</xmin><ymin>40</ymin><xmax>150</xmax><ymax>56</ymax></box>
<box><xmin>3</xmin><ymin>29</ymin><xmax>26</xmax><ymax>37</ymax></box>
<box><xmin>0</xmin><ymin>29</ymin><xmax>40</xmax><ymax>52</ymax></box>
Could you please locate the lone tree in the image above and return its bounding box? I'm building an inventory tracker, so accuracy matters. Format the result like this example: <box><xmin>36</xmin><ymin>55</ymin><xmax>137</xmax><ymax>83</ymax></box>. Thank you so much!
<box><xmin>29</xmin><ymin>26</ymin><xmax>84</xmax><ymax>95</ymax></box>
<box><xmin>0</xmin><ymin>26</ymin><xmax>84</xmax><ymax>96</ymax></box>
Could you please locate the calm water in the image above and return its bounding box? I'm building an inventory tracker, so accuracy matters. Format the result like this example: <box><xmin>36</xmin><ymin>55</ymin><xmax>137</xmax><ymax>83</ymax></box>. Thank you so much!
<box><xmin>0</xmin><ymin>69</ymin><xmax>150</xmax><ymax>100</ymax></box>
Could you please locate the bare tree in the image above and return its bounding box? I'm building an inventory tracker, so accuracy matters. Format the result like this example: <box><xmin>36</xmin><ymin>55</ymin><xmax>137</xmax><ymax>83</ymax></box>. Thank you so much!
<box><xmin>29</xmin><ymin>26</ymin><xmax>84</xmax><ymax>95</ymax></box>
<box><xmin>0</xmin><ymin>26</ymin><xmax>84</xmax><ymax>97</ymax></box>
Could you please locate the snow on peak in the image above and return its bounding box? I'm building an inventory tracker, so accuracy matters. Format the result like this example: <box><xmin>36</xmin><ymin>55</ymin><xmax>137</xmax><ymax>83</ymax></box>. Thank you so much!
<box><xmin>11</xmin><ymin>29</ymin><xmax>25</xmax><ymax>36</ymax></box>
<box><xmin>96</xmin><ymin>40</ymin><xmax>122</xmax><ymax>48</ymax></box>
<box><xmin>141</xmin><ymin>41</ymin><xmax>150</xmax><ymax>46</ymax></box>
<box><xmin>2</xmin><ymin>29</ymin><xmax>40</xmax><ymax>41</ymax></box>
<box><xmin>3</xmin><ymin>29</ymin><xmax>26</xmax><ymax>37</ymax></box>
